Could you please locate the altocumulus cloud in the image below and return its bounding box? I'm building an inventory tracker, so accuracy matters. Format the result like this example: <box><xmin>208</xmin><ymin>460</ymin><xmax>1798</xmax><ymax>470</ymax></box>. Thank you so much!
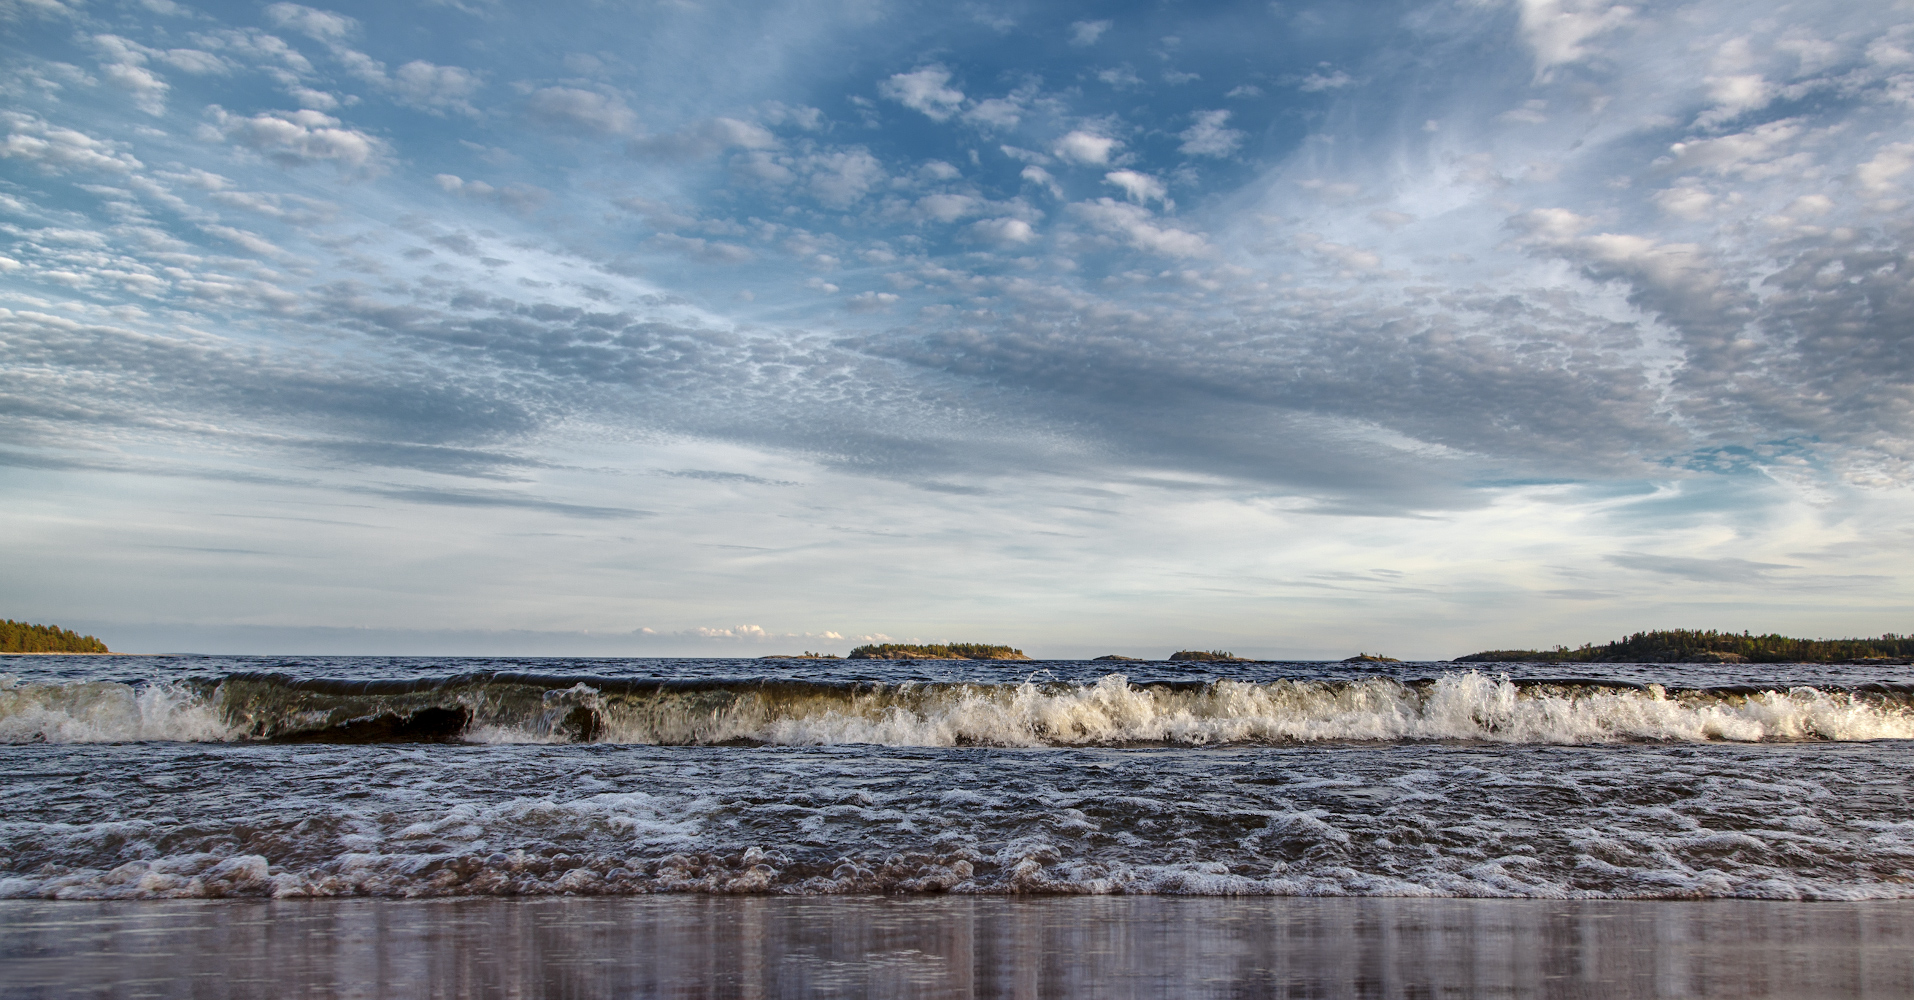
<box><xmin>2</xmin><ymin>0</ymin><xmax>1913</xmax><ymax>654</ymax></box>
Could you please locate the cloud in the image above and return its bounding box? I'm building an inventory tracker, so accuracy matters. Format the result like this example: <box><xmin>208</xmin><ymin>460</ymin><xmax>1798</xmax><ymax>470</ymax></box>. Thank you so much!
<box><xmin>1605</xmin><ymin>553</ymin><xmax>1794</xmax><ymax>581</ymax></box>
<box><xmin>1068</xmin><ymin>198</ymin><xmax>1209</xmax><ymax>256</ymax></box>
<box><xmin>206</xmin><ymin>107</ymin><xmax>385</xmax><ymax>170</ymax></box>
<box><xmin>1177</xmin><ymin>110</ymin><xmax>1242</xmax><ymax>157</ymax></box>
<box><xmin>90</xmin><ymin>34</ymin><xmax>169</xmax><ymax>115</ymax></box>
<box><xmin>1514</xmin><ymin>0</ymin><xmax>1633</xmax><ymax>79</ymax></box>
<box><xmin>263</xmin><ymin>2</ymin><xmax>357</xmax><ymax>41</ymax></box>
<box><xmin>1020</xmin><ymin>165</ymin><xmax>1062</xmax><ymax>197</ymax></box>
<box><xmin>963</xmin><ymin>97</ymin><xmax>1023</xmax><ymax>130</ymax></box>
<box><xmin>1103</xmin><ymin>169</ymin><xmax>1169</xmax><ymax>206</ymax></box>
<box><xmin>1069</xmin><ymin>20</ymin><xmax>1110</xmax><ymax>46</ymax></box>
<box><xmin>844</xmin><ymin>290</ymin><xmax>899</xmax><ymax>312</ymax></box>
<box><xmin>879</xmin><ymin>66</ymin><xmax>965</xmax><ymax>121</ymax></box>
<box><xmin>524</xmin><ymin>87</ymin><xmax>637</xmax><ymax>135</ymax></box>
<box><xmin>434</xmin><ymin>174</ymin><xmax>550</xmax><ymax>215</ymax></box>
<box><xmin>1297</xmin><ymin>70</ymin><xmax>1351</xmax><ymax>92</ymax></box>
<box><xmin>0</xmin><ymin>113</ymin><xmax>143</xmax><ymax>172</ymax></box>
<box><xmin>1053</xmin><ymin>130</ymin><xmax>1119</xmax><ymax>166</ymax></box>
<box><xmin>391</xmin><ymin>61</ymin><xmax>483</xmax><ymax>115</ymax></box>
<box><xmin>802</xmin><ymin>148</ymin><xmax>885</xmax><ymax>208</ymax></box>
<box><xmin>1857</xmin><ymin>142</ymin><xmax>1914</xmax><ymax>197</ymax></box>
<box><xmin>629</xmin><ymin>117</ymin><xmax>777</xmax><ymax>159</ymax></box>
<box><xmin>965</xmin><ymin>217</ymin><xmax>1038</xmax><ymax>245</ymax></box>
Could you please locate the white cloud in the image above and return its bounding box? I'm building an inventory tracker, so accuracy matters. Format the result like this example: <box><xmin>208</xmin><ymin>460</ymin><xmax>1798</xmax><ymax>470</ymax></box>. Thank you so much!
<box><xmin>525</xmin><ymin>87</ymin><xmax>637</xmax><ymax>135</ymax></box>
<box><xmin>391</xmin><ymin>61</ymin><xmax>482</xmax><ymax>115</ymax></box>
<box><xmin>1053</xmin><ymin>130</ymin><xmax>1119</xmax><ymax>166</ymax></box>
<box><xmin>1069</xmin><ymin>198</ymin><xmax>1209</xmax><ymax>257</ymax></box>
<box><xmin>1069</xmin><ymin>20</ymin><xmax>1111</xmax><ymax>46</ymax></box>
<box><xmin>1297</xmin><ymin>70</ymin><xmax>1351</xmax><ymax>92</ymax></box>
<box><xmin>1653</xmin><ymin>183</ymin><xmax>1715</xmax><ymax>219</ymax></box>
<box><xmin>630</xmin><ymin>117</ymin><xmax>778</xmax><ymax>158</ymax></box>
<box><xmin>0</xmin><ymin>113</ymin><xmax>143</xmax><ymax>173</ymax></box>
<box><xmin>1856</xmin><ymin>143</ymin><xmax>1914</xmax><ymax>195</ymax></box>
<box><xmin>434</xmin><ymin>174</ymin><xmax>550</xmax><ymax>215</ymax></box>
<box><xmin>90</xmin><ymin>34</ymin><xmax>169</xmax><ymax>115</ymax></box>
<box><xmin>1178</xmin><ymin>110</ymin><xmax>1243</xmax><ymax>157</ymax></box>
<box><xmin>1104</xmin><ymin>169</ymin><xmax>1169</xmax><ymax>206</ymax></box>
<box><xmin>263</xmin><ymin>2</ymin><xmax>357</xmax><ymax>42</ymax></box>
<box><xmin>207</xmin><ymin>106</ymin><xmax>384</xmax><ymax>170</ymax></box>
<box><xmin>802</xmin><ymin>148</ymin><xmax>885</xmax><ymax>208</ymax></box>
<box><xmin>966</xmin><ymin>217</ymin><xmax>1038</xmax><ymax>244</ymax></box>
<box><xmin>964</xmin><ymin>96</ymin><xmax>1023</xmax><ymax>130</ymax></box>
<box><xmin>918</xmin><ymin>160</ymin><xmax>961</xmax><ymax>181</ymax></box>
<box><xmin>1294</xmin><ymin>232</ymin><xmax>1381</xmax><ymax>272</ymax></box>
<box><xmin>1699</xmin><ymin>73</ymin><xmax>1772</xmax><ymax>125</ymax></box>
<box><xmin>1515</xmin><ymin>0</ymin><xmax>1633</xmax><ymax>79</ymax></box>
<box><xmin>1021</xmin><ymin>165</ymin><xmax>1062</xmax><ymax>197</ymax></box>
<box><xmin>844</xmin><ymin>290</ymin><xmax>900</xmax><ymax>312</ymax></box>
<box><xmin>288</xmin><ymin>86</ymin><xmax>340</xmax><ymax>110</ymax></box>
<box><xmin>915</xmin><ymin>192</ymin><xmax>982</xmax><ymax>222</ymax></box>
<box><xmin>879</xmin><ymin>66</ymin><xmax>965</xmax><ymax>122</ymax></box>
<box><xmin>155</xmin><ymin>48</ymin><xmax>228</xmax><ymax>75</ymax></box>
<box><xmin>1665</xmin><ymin>120</ymin><xmax>1808</xmax><ymax>179</ymax></box>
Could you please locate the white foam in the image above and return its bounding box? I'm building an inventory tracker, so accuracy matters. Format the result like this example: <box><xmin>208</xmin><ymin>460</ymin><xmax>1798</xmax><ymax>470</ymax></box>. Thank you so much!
<box><xmin>0</xmin><ymin>676</ymin><xmax>236</xmax><ymax>743</ymax></box>
<box><xmin>595</xmin><ymin>673</ymin><xmax>1914</xmax><ymax>746</ymax></box>
<box><xmin>5</xmin><ymin>671</ymin><xmax>1912</xmax><ymax>745</ymax></box>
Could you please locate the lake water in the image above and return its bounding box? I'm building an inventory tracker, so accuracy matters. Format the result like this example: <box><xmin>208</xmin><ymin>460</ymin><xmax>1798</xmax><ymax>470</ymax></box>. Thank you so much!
<box><xmin>4</xmin><ymin>654</ymin><xmax>1914</xmax><ymax>995</ymax></box>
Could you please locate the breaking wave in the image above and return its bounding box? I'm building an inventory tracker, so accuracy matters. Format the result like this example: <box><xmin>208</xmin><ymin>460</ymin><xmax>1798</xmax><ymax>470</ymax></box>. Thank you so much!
<box><xmin>5</xmin><ymin>671</ymin><xmax>1914</xmax><ymax>746</ymax></box>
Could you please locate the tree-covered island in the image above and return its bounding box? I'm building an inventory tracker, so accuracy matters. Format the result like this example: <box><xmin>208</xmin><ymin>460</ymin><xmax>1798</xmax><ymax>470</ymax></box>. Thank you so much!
<box><xmin>1457</xmin><ymin>629</ymin><xmax>1914</xmax><ymax>664</ymax></box>
<box><xmin>847</xmin><ymin>643</ymin><xmax>1029</xmax><ymax>660</ymax></box>
<box><xmin>1</xmin><ymin>619</ymin><xmax>110</xmax><ymax>653</ymax></box>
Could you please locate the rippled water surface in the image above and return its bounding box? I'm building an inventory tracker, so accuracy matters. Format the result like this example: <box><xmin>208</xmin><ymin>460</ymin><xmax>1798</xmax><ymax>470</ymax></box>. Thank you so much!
<box><xmin>3</xmin><ymin>655</ymin><xmax>1913</xmax><ymax>901</ymax></box>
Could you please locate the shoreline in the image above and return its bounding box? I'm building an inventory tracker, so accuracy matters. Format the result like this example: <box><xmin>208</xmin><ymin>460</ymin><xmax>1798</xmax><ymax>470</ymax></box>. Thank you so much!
<box><xmin>3</xmin><ymin>896</ymin><xmax>1909</xmax><ymax>998</ymax></box>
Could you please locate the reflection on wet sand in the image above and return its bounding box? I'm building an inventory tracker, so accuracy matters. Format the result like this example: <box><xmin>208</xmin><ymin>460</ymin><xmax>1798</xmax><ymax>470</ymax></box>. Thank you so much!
<box><xmin>4</xmin><ymin>895</ymin><xmax>1913</xmax><ymax>998</ymax></box>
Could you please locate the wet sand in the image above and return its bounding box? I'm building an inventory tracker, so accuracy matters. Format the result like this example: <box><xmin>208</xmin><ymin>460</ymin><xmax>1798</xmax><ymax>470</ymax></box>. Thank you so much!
<box><xmin>3</xmin><ymin>896</ymin><xmax>1913</xmax><ymax>998</ymax></box>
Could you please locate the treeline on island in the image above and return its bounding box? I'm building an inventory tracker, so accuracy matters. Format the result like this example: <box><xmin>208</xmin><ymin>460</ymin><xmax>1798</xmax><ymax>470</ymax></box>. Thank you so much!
<box><xmin>847</xmin><ymin>643</ymin><xmax>1030</xmax><ymax>660</ymax></box>
<box><xmin>1457</xmin><ymin>629</ymin><xmax>1914</xmax><ymax>664</ymax></box>
<box><xmin>1</xmin><ymin>619</ymin><xmax>110</xmax><ymax>653</ymax></box>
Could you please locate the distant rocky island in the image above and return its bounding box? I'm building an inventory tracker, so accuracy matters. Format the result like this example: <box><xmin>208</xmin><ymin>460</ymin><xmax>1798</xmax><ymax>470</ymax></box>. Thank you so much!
<box><xmin>1168</xmin><ymin>650</ymin><xmax>1248</xmax><ymax>662</ymax></box>
<box><xmin>1456</xmin><ymin>629</ymin><xmax>1914</xmax><ymax>665</ymax></box>
<box><xmin>759</xmin><ymin>652</ymin><xmax>841</xmax><ymax>660</ymax></box>
<box><xmin>846</xmin><ymin>643</ymin><xmax>1029</xmax><ymax>661</ymax></box>
<box><xmin>1342</xmin><ymin>653</ymin><xmax>1401</xmax><ymax>663</ymax></box>
<box><xmin>1</xmin><ymin>619</ymin><xmax>109</xmax><ymax>654</ymax></box>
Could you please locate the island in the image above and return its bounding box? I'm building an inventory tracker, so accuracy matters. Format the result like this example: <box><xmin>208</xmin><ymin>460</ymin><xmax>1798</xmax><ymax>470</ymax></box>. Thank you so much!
<box><xmin>1093</xmin><ymin>654</ymin><xmax>1143</xmax><ymax>661</ymax></box>
<box><xmin>1342</xmin><ymin>653</ymin><xmax>1401</xmax><ymax>663</ymax></box>
<box><xmin>1168</xmin><ymin>650</ymin><xmax>1249</xmax><ymax>662</ymax></box>
<box><xmin>1</xmin><ymin>619</ymin><xmax>109</xmax><ymax>654</ymax></box>
<box><xmin>758</xmin><ymin>652</ymin><xmax>841</xmax><ymax>660</ymax></box>
<box><xmin>1455</xmin><ymin>629</ymin><xmax>1914</xmax><ymax>664</ymax></box>
<box><xmin>846</xmin><ymin>643</ymin><xmax>1030</xmax><ymax>661</ymax></box>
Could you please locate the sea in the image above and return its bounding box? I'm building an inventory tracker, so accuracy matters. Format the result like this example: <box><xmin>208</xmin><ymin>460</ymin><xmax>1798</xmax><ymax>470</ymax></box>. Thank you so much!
<box><xmin>4</xmin><ymin>654</ymin><xmax>1914</xmax><ymax>997</ymax></box>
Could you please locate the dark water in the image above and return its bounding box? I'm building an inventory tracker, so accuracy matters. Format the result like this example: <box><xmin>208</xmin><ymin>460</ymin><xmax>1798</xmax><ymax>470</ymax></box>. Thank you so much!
<box><xmin>3</xmin><ymin>655</ymin><xmax>1914</xmax><ymax>900</ymax></box>
<box><xmin>4</xmin><ymin>896</ymin><xmax>1914</xmax><ymax>999</ymax></box>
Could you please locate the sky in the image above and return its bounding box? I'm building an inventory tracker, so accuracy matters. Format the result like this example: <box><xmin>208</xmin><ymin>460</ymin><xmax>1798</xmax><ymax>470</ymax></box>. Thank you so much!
<box><xmin>2</xmin><ymin>0</ymin><xmax>1912</xmax><ymax>658</ymax></box>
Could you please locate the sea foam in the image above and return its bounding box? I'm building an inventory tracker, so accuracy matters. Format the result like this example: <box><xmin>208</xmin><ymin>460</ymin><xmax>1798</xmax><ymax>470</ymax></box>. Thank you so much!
<box><xmin>3</xmin><ymin>671</ymin><xmax>1911</xmax><ymax>745</ymax></box>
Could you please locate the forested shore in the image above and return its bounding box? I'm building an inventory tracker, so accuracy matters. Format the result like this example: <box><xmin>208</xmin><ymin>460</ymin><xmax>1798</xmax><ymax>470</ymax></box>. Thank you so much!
<box><xmin>1458</xmin><ymin>629</ymin><xmax>1912</xmax><ymax>664</ymax></box>
<box><xmin>1</xmin><ymin>620</ymin><xmax>110</xmax><ymax>653</ymax></box>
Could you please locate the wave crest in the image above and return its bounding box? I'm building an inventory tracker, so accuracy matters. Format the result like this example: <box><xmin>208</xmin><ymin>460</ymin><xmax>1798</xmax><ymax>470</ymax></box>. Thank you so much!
<box><xmin>4</xmin><ymin>671</ymin><xmax>1913</xmax><ymax>745</ymax></box>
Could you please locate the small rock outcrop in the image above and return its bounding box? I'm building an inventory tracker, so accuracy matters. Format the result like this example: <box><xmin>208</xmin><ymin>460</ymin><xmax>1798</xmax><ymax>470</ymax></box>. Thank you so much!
<box><xmin>1093</xmin><ymin>654</ymin><xmax>1143</xmax><ymax>661</ymax></box>
<box><xmin>1342</xmin><ymin>654</ymin><xmax>1402</xmax><ymax>663</ymax></box>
